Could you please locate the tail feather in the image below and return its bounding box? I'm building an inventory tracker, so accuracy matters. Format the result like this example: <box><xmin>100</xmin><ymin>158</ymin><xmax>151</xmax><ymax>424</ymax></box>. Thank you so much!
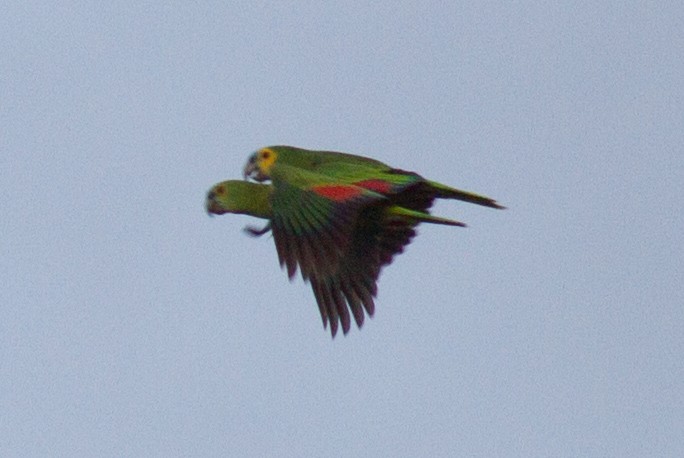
<box><xmin>429</xmin><ymin>181</ymin><xmax>506</xmax><ymax>209</ymax></box>
<box><xmin>387</xmin><ymin>205</ymin><xmax>466</xmax><ymax>227</ymax></box>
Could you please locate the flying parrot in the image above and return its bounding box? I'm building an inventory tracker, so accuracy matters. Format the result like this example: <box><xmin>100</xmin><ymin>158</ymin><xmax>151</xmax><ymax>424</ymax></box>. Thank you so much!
<box><xmin>242</xmin><ymin>145</ymin><xmax>506</xmax><ymax>212</ymax></box>
<box><xmin>206</xmin><ymin>179</ymin><xmax>466</xmax><ymax>337</ymax></box>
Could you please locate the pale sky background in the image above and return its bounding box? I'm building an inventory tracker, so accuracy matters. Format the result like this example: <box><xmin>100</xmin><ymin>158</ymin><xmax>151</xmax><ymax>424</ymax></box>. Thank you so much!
<box><xmin>2</xmin><ymin>2</ymin><xmax>683</xmax><ymax>457</ymax></box>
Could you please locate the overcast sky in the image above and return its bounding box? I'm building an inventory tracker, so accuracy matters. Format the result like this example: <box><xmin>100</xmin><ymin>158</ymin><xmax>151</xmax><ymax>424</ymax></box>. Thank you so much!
<box><xmin>2</xmin><ymin>2</ymin><xmax>683</xmax><ymax>457</ymax></box>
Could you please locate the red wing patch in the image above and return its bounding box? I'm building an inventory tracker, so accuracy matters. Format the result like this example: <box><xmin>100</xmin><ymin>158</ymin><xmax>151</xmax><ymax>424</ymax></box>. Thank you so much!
<box><xmin>354</xmin><ymin>179</ymin><xmax>394</xmax><ymax>195</ymax></box>
<box><xmin>311</xmin><ymin>184</ymin><xmax>365</xmax><ymax>201</ymax></box>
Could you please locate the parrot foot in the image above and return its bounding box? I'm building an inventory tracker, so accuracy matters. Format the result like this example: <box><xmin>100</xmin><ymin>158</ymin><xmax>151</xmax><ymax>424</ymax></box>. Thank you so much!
<box><xmin>244</xmin><ymin>223</ymin><xmax>271</xmax><ymax>237</ymax></box>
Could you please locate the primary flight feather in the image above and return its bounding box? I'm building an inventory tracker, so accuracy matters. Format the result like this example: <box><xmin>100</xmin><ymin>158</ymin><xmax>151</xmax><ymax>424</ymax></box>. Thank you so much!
<box><xmin>206</xmin><ymin>179</ymin><xmax>466</xmax><ymax>337</ymax></box>
<box><xmin>210</xmin><ymin>145</ymin><xmax>503</xmax><ymax>337</ymax></box>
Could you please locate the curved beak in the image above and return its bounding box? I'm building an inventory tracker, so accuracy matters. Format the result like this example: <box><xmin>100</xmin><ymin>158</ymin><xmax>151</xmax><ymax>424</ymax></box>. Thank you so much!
<box><xmin>205</xmin><ymin>190</ymin><xmax>224</xmax><ymax>215</ymax></box>
<box><xmin>243</xmin><ymin>154</ymin><xmax>258</xmax><ymax>180</ymax></box>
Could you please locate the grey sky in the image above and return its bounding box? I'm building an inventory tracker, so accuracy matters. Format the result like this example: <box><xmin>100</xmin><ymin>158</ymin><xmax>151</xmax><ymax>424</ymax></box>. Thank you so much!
<box><xmin>2</xmin><ymin>2</ymin><xmax>682</xmax><ymax>457</ymax></box>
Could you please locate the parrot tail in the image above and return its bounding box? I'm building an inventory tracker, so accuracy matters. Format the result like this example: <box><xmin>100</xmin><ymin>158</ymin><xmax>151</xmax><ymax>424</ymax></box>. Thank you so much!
<box><xmin>428</xmin><ymin>181</ymin><xmax>506</xmax><ymax>210</ymax></box>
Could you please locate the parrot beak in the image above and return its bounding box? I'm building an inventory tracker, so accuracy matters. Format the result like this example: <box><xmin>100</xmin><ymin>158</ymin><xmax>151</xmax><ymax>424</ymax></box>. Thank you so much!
<box><xmin>243</xmin><ymin>154</ymin><xmax>258</xmax><ymax>180</ymax></box>
<box><xmin>205</xmin><ymin>190</ymin><xmax>225</xmax><ymax>215</ymax></box>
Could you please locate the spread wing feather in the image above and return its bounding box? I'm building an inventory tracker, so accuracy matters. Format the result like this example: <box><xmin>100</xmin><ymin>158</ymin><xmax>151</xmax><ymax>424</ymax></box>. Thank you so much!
<box><xmin>268</xmin><ymin>167</ymin><xmax>423</xmax><ymax>336</ymax></box>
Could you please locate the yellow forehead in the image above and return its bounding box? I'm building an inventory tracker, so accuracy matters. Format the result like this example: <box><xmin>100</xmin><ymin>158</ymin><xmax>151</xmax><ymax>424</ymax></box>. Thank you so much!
<box><xmin>256</xmin><ymin>147</ymin><xmax>278</xmax><ymax>173</ymax></box>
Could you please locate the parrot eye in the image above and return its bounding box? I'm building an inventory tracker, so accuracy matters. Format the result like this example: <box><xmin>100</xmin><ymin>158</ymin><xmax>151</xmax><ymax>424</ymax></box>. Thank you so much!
<box><xmin>261</xmin><ymin>150</ymin><xmax>270</xmax><ymax>160</ymax></box>
<box><xmin>216</xmin><ymin>185</ymin><xmax>225</xmax><ymax>195</ymax></box>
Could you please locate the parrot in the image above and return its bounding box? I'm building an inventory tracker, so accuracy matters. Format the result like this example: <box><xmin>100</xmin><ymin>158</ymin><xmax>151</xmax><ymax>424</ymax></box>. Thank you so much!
<box><xmin>242</xmin><ymin>145</ymin><xmax>506</xmax><ymax>212</ymax></box>
<box><xmin>206</xmin><ymin>179</ymin><xmax>466</xmax><ymax>337</ymax></box>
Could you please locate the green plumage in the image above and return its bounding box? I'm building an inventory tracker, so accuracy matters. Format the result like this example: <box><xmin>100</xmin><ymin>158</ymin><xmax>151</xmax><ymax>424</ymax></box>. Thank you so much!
<box><xmin>206</xmin><ymin>180</ymin><xmax>271</xmax><ymax>218</ymax></box>
<box><xmin>243</xmin><ymin>145</ymin><xmax>505</xmax><ymax>210</ymax></box>
<box><xmin>208</xmin><ymin>145</ymin><xmax>503</xmax><ymax>337</ymax></box>
<box><xmin>206</xmin><ymin>179</ymin><xmax>465</xmax><ymax>337</ymax></box>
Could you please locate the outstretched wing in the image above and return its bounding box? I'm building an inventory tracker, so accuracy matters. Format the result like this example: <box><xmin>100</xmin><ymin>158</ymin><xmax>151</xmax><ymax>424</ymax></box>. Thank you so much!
<box><xmin>268</xmin><ymin>165</ymin><xmax>427</xmax><ymax>337</ymax></box>
<box><xmin>300</xmin><ymin>202</ymin><xmax>421</xmax><ymax>337</ymax></box>
<box><xmin>269</xmin><ymin>171</ymin><xmax>384</xmax><ymax>281</ymax></box>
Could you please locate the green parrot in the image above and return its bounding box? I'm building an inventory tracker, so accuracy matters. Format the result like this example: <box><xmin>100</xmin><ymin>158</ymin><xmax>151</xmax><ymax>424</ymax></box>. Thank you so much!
<box><xmin>206</xmin><ymin>179</ymin><xmax>466</xmax><ymax>337</ymax></box>
<box><xmin>242</xmin><ymin>145</ymin><xmax>506</xmax><ymax>211</ymax></box>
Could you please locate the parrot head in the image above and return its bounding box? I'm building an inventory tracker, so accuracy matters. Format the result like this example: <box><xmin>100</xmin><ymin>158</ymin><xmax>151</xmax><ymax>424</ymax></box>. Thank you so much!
<box><xmin>205</xmin><ymin>180</ymin><xmax>272</xmax><ymax>220</ymax></box>
<box><xmin>243</xmin><ymin>147</ymin><xmax>278</xmax><ymax>181</ymax></box>
<box><xmin>206</xmin><ymin>182</ymin><xmax>231</xmax><ymax>215</ymax></box>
